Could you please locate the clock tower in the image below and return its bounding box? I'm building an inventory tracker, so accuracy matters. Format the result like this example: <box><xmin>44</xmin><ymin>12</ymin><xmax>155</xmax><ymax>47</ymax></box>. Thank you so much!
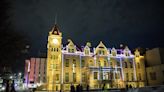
<box><xmin>47</xmin><ymin>24</ymin><xmax>62</xmax><ymax>91</ymax></box>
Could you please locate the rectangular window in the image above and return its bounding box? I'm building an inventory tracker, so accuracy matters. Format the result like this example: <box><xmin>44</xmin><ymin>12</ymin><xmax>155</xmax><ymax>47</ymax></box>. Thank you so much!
<box><xmin>110</xmin><ymin>62</ymin><xmax>113</xmax><ymax>68</ymax></box>
<box><xmin>137</xmin><ymin>63</ymin><xmax>140</xmax><ymax>69</ymax></box>
<box><xmin>82</xmin><ymin>73</ymin><xmax>85</xmax><ymax>82</ymax></box>
<box><xmin>56</xmin><ymin>74</ymin><xmax>59</xmax><ymax>81</ymax></box>
<box><xmin>73</xmin><ymin>73</ymin><xmax>76</xmax><ymax>82</ymax></box>
<box><xmin>131</xmin><ymin>73</ymin><xmax>134</xmax><ymax>81</ymax></box>
<box><xmin>99</xmin><ymin>50</ymin><xmax>101</xmax><ymax>55</ymax></box>
<box><xmin>104</xmin><ymin>61</ymin><xmax>107</xmax><ymax>67</ymax></box>
<box><xmin>115</xmin><ymin>72</ymin><xmax>120</xmax><ymax>79</ymax></box>
<box><xmin>90</xmin><ymin>60</ymin><xmax>93</xmax><ymax>66</ymax></box>
<box><xmin>65</xmin><ymin>59</ymin><xmax>69</xmax><ymax>67</ymax></box>
<box><xmin>72</xmin><ymin>49</ymin><xmax>74</xmax><ymax>53</ymax></box>
<box><xmin>109</xmin><ymin>72</ymin><xmax>113</xmax><ymax>80</ymax></box>
<box><xmin>102</xmin><ymin>51</ymin><xmax>105</xmax><ymax>55</ymax></box>
<box><xmin>82</xmin><ymin>60</ymin><xmax>85</xmax><ymax>67</ymax></box>
<box><xmin>139</xmin><ymin>73</ymin><xmax>141</xmax><ymax>80</ymax></box>
<box><xmin>55</xmin><ymin>64</ymin><xmax>58</xmax><ymax>71</ymax></box>
<box><xmin>117</xmin><ymin>61</ymin><xmax>120</xmax><ymax>67</ymax></box>
<box><xmin>126</xmin><ymin>73</ymin><xmax>129</xmax><ymax>81</ymax></box>
<box><xmin>130</xmin><ymin>62</ymin><xmax>133</xmax><ymax>68</ymax></box>
<box><xmin>65</xmin><ymin>73</ymin><xmax>69</xmax><ymax>82</ymax></box>
<box><xmin>94</xmin><ymin>72</ymin><xmax>98</xmax><ymax>80</ymax></box>
<box><xmin>73</xmin><ymin>59</ymin><xmax>76</xmax><ymax>67</ymax></box>
<box><xmin>124</xmin><ymin>62</ymin><xmax>127</xmax><ymax>68</ymax></box>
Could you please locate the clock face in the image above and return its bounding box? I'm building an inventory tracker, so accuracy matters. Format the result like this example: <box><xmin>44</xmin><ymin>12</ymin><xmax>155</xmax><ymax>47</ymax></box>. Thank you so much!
<box><xmin>52</xmin><ymin>38</ymin><xmax>59</xmax><ymax>44</ymax></box>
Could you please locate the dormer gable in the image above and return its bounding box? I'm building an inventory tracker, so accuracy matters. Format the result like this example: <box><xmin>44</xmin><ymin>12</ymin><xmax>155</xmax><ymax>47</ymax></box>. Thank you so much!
<box><xmin>84</xmin><ymin>42</ymin><xmax>91</xmax><ymax>55</ymax></box>
<box><xmin>66</xmin><ymin>39</ymin><xmax>76</xmax><ymax>53</ymax></box>
<box><xmin>124</xmin><ymin>46</ymin><xmax>131</xmax><ymax>56</ymax></box>
<box><xmin>134</xmin><ymin>49</ymin><xmax>140</xmax><ymax>57</ymax></box>
<box><xmin>111</xmin><ymin>47</ymin><xmax>117</xmax><ymax>56</ymax></box>
<box><xmin>95</xmin><ymin>41</ymin><xmax>108</xmax><ymax>55</ymax></box>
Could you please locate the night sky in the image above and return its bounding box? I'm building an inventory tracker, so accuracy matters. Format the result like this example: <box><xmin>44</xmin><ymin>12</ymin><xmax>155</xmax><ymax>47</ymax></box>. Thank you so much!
<box><xmin>10</xmin><ymin>0</ymin><xmax>164</xmax><ymax>56</ymax></box>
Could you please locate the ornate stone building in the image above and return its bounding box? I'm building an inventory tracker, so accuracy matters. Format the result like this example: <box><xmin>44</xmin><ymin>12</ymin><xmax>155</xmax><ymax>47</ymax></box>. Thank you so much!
<box><xmin>47</xmin><ymin>25</ymin><xmax>145</xmax><ymax>90</ymax></box>
<box><xmin>45</xmin><ymin>24</ymin><xmax>146</xmax><ymax>91</ymax></box>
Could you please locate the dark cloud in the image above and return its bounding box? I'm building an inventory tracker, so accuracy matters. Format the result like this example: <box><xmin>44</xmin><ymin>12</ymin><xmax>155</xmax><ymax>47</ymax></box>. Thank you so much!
<box><xmin>10</xmin><ymin>0</ymin><xmax>164</xmax><ymax>55</ymax></box>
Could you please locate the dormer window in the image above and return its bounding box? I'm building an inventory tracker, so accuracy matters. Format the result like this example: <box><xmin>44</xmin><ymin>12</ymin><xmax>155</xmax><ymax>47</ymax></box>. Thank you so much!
<box><xmin>111</xmin><ymin>48</ymin><xmax>117</xmax><ymax>56</ymax></box>
<box><xmin>99</xmin><ymin>50</ymin><xmax>101</xmax><ymax>55</ymax></box>
<box><xmin>68</xmin><ymin>48</ymin><xmax>70</xmax><ymax>52</ymax></box>
<box><xmin>135</xmin><ymin>49</ymin><xmax>140</xmax><ymax>57</ymax></box>
<box><xmin>72</xmin><ymin>49</ymin><xmax>74</xmax><ymax>53</ymax></box>
<box><xmin>124</xmin><ymin>46</ymin><xmax>131</xmax><ymax>56</ymax></box>
<box><xmin>95</xmin><ymin>41</ymin><xmax>108</xmax><ymax>55</ymax></box>
<box><xmin>125</xmin><ymin>52</ymin><xmax>130</xmax><ymax>56</ymax></box>
<box><xmin>84</xmin><ymin>49</ymin><xmax>89</xmax><ymax>55</ymax></box>
<box><xmin>102</xmin><ymin>51</ymin><xmax>104</xmax><ymax>55</ymax></box>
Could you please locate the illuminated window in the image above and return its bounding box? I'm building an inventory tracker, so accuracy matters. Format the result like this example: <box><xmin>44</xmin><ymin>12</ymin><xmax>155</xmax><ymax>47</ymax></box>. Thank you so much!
<box><xmin>90</xmin><ymin>60</ymin><xmax>93</xmax><ymax>66</ymax></box>
<box><xmin>109</xmin><ymin>72</ymin><xmax>113</xmax><ymax>79</ymax></box>
<box><xmin>104</xmin><ymin>61</ymin><xmax>107</xmax><ymax>67</ymax></box>
<box><xmin>82</xmin><ymin>73</ymin><xmax>85</xmax><ymax>82</ymax></box>
<box><xmin>99</xmin><ymin>50</ymin><xmax>101</xmax><ymax>55</ymax></box>
<box><xmin>131</xmin><ymin>73</ymin><xmax>134</xmax><ymax>81</ymax></box>
<box><xmin>65</xmin><ymin>73</ymin><xmax>69</xmax><ymax>82</ymax></box>
<box><xmin>115</xmin><ymin>72</ymin><xmax>120</xmax><ymax>79</ymax></box>
<box><xmin>54</xmin><ymin>64</ymin><xmax>58</xmax><ymax>71</ymax></box>
<box><xmin>102</xmin><ymin>51</ymin><xmax>105</xmax><ymax>55</ymax></box>
<box><xmin>126</xmin><ymin>73</ymin><xmax>129</xmax><ymax>81</ymax></box>
<box><xmin>124</xmin><ymin>62</ymin><xmax>128</xmax><ymax>68</ymax></box>
<box><xmin>65</xmin><ymin>59</ymin><xmax>69</xmax><ymax>67</ymax></box>
<box><xmin>110</xmin><ymin>62</ymin><xmax>113</xmax><ymax>68</ymax></box>
<box><xmin>130</xmin><ymin>62</ymin><xmax>133</xmax><ymax>68</ymax></box>
<box><xmin>85</xmin><ymin>50</ymin><xmax>89</xmax><ymax>55</ymax></box>
<box><xmin>73</xmin><ymin>59</ymin><xmax>76</xmax><ymax>67</ymax></box>
<box><xmin>73</xmin><ymin>73</ymin><xmax>76</xmax><ymax>82</ymax></box>
<box><xmin>112</xmin><ymin>52</ymin><xmax>116</xmax><ymax>56</ymax></box>
<box><xmin>72</xmin><ymin>49</ymin><xmax>74</xmax><ymax>53</ymax></box>
<box><xmin>117</xmin><ymin>61</ymin><xmax>120</xmax><ymax>67</ymax></box>
<box><xmin>56</xmin><ymin>74</ymin><xmax>59</xmax><ymax>81</ymax></box>
<box><xmin>137</xmin><ymin>63</ymin><xmax>140</xmax><ymax>69</ymax></box>
<box><xmin>125</xmin><ymin>52</ymin><xmax>130</xmax><ymax>56</ymax></box>
<box><xmin>94</xmin><ymin>72</ymin><xmax>98</xmax><ymax>80</ymax></box>
<box><xmin>82</xmin><ymin>60</ymin><xmax>85</xmax><ymax>67</ymax></box>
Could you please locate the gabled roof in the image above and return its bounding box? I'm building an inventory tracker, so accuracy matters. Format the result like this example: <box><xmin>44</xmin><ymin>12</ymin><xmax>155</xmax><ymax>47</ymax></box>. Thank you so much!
<box><xmin>96</xmin><ymin>41</ymin><xmax>107</xmax><ymax>50</ymax></box>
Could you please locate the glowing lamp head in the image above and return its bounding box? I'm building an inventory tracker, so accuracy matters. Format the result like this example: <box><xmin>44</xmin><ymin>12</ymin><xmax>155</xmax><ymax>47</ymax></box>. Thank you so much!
<box><xmin>52</xmin><ymin>38</ymin><xmax>59</xmax><ymax>44</ymax></box>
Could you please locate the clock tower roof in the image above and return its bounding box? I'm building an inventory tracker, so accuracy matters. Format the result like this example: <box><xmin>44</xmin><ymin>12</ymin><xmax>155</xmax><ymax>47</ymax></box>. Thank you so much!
<box><xmin>51</xmin><ymin>24</ymin><xmax>60</xmax><ymax>35</ymax></box>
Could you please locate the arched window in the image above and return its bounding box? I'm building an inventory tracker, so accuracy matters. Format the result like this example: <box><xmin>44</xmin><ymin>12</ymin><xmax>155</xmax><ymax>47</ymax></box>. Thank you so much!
<box><xmin>124</xmin><ymin>62</ymin><xmax>127</xmax><ymax>68</ymax></box>
<box><xmin>130</xmin><ymin>62</ymin><xmax>133</xmax><ymax>68</ymax></box>
<box><xmin>90</xmin><ymin>60</ymin><xmax>93</xmax><ymax>66</ymax></box>
<box><xmin>137</xmin><ymin>63</ymin><xmax>140</xmax><ymax>69</ymax></box>
<box><xmin>104</xmin><ymin>61</ymin><xmax>107</xmax><ymax>67</ymax></box>
<box><xmin>117</xmin><ymin>61</ymin><xmax>120</xmax><ymax>67</ymax></box>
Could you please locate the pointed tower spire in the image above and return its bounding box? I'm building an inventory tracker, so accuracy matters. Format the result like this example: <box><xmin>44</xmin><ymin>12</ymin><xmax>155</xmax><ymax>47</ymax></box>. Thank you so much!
<box><xmin>55</xmin><ymin>13</ymin><xmax>58</xmax><ymax>25</ymax></box>
<box><xmin>51</xmin><ymin>13</ymin><xmax>60</xmax><ymax>35</ymax></box>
